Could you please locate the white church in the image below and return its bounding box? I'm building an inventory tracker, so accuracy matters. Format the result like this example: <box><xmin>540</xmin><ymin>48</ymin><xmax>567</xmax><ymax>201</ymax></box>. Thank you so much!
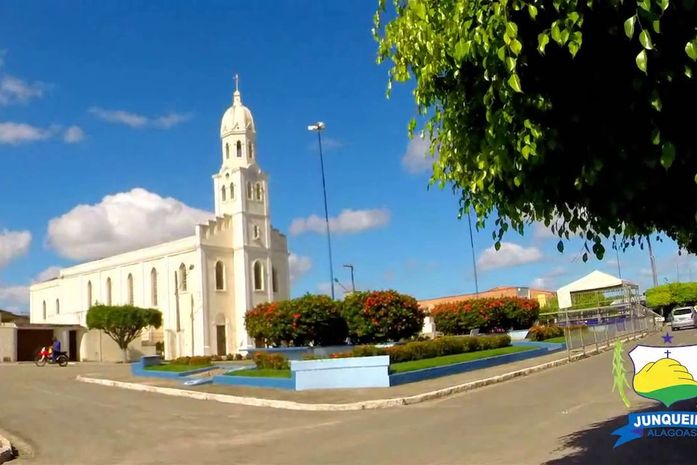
<box><xmin>29</xmin><ymin>81</ymin><xmax>291</xmax><ymax>361</ymax></box>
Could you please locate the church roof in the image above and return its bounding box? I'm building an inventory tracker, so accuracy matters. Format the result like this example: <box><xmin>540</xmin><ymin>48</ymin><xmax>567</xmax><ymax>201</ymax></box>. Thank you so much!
<box><xmin>220</xmin><ymin>79</ymin><xmax>255</xmax><ymax>135</ymax></box>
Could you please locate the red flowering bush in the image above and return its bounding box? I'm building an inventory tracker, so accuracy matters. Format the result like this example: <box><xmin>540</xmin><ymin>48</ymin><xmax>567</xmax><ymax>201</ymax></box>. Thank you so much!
<box><xmin>244</xmin><ymin>294</ymin><xmax>347</xmax><ymax>347</ymax></box>
<box><xmin>431</xmin><ymin>297</ymin><xmax>539</xmax><ymax>335</ymax></box>
<box><xmin>341</xmin><ymin>290</ymin><xmax>425</xmax><ymax>344</ymax></box>
<box><xmin>253</xmin><ymin>352</ymin><xmax>289</xmax><ymax>370</ymax></box>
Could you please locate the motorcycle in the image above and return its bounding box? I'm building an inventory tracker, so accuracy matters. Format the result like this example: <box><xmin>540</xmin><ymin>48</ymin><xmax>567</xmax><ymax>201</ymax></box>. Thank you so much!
<box><xmin>34</xmin><ymin>346</ymin><xmax>69</xmax><ymax>367</ymax></box>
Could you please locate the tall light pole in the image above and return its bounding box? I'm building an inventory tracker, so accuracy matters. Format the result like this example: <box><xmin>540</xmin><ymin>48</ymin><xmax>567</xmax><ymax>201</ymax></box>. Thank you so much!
<box><xmin>466</xmin><ymin>206</ymin><xmax>480</xmax><ymax>297</ymax></box>
<box><xmin>307</xmin><ymin>121</ymin><xmax>335</xmax><ymax>300</ymax></box>
<box><xmin>647</xmin><ymin>235</ymin><xmax>659</xmax><ymax>288</ymax></box>
<box><xmin>343</xmin><ymin>264</ymin><xmax>356</xmax><ymax>292</ymax></box>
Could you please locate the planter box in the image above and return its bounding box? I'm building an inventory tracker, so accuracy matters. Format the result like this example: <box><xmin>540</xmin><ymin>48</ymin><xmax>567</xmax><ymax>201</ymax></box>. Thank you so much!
<box><xmin>131</xmin><ymin>356</ymin><xmax>216</xmax><ymax>379</ymax></box>
<box><xmin>291</xmin><ymin>355</ymin><xmax>390</xmax><ymax>390</ymax></box>
<box><xmin>212</xmin><ymin>373</ymin><xmax>296</xmax><ymax>390</ymax></box>
<box><xmin>244</xmin><ymin>345</ymin><xmax>354</xmax><ymax>361</ymax></box>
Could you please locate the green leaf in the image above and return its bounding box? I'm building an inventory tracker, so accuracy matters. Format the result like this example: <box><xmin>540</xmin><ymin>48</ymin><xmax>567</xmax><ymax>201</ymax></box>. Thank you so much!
<box><xmin>686</xmin><ymin>66</ymin><xmax>693</xmax><ymax>78</ymax></box>
<box><xmin>639</xmin><ymin>30</ymin><xmax>653</xmax><ymax>50</ymax></box>
<box><xmin>624</xmin><ymin>16</ymin><xmax>636</xmax><ymax>39</ymax></box>
<box><xmin>651</xmin><ymin>128</ymin><xmax>661</xmax><ymax>145</ymax></box>
<box><xmin>661</xmin><ymin>142</ymin><xmax>676</xmax><ymax>169</ymax></box>
<box><xmin>567</xmin><ymin>12</ymin><xmax>580</xmax><ymax>25</ymax></box>
<box><xmin>694</xmin><ymin>173</ymin><xmax>697</xmax><ymax>185</ymax></box>
<box><xmin>569</xmin><ymin>41</ymin><xmax>580</xmax><ymax>58</ymax></box>
<box><xmin>497</xmin><ymin>45</ymin><xmax>506</xmax><ymax>62</ymax></box>
<box><xmin>652</xmin><ymin>20</ymin><xmax>660</xmax><ymax>34</ymax></box>
<box><xmin>510</xmin><ymin>39</ymin><xmax>522</xmax><ymax>55</ymax></box>
<box><xmin>514</xmin><ymin>176</ymin><xmax>522</xmax><ymax>187</ymax></box>
<box><xmin>538</xmin><ymin>32</ymin><xmax>550</xmax><ymax>54</ymax></box>
<box><xmin>528</xmin><ymin>4</ymin><xmax>538</xmax><ymax>19</ymax></box>
<box><xmin>412</xmin><ymin>1</ymin><xmax>427</xmax><ymax>19</ymax></box>
<box><xmin>651</xmin><ymin>94</ymin><xmax>662</xmax><ymax>111</ymax></box>
<box><xmin>495</xmin><ymin>241</ymin><xmax>501</xmax><ymax>251</ymax></box>
<box><xmin>686</xmin><ymin>41</ymin><xmax>697</xmax><ymax>61</ymax></box>
<box><xmin>582</xmin><ymin>252</ymin><xmax>589</xmax><ymax>262</ymax></box>
<box><xmin>505</xmin><ymin>56</ymin><xmax>516</xmax><ymax>72</ymax></box>
<box><xmin>508</xmin><ymin>73</ymin><xmax>522</xmax><ymax>93</ymax></box>
<box><xmin>506</xmin><ymin>21</ymin><xmax>518</xmax><ymax>39</ymax></box>
<box><xmin>638</xmin><ymin>0</ymin><xmax>651</xmax><ymax>12</ymax></box>
<box><xmin>551</xmin><ymin>22</ymin><xmax>562</xmax><ymax>44</ymax></box>
<box><xmin>657</xmin><ymin>0</ymin><xmax>669</xmax><ymax>11</ymax></box>
<box><xmin>557</xmin><ymin>240</ymin><xmax>564</xmax><ymax>253</ymax></box>
<box><xmin>636</xmin><ymin>49</ymin><xmax>647</xmax><ymax>73</ymax></box>
<box><xmin>454</xmin><ymin>40</ymin><xmax>470</xmax><ymax>61</ymax></box>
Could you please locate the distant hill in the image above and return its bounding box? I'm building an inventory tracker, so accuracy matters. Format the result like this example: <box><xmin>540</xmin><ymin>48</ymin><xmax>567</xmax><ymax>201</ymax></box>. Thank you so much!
<box><xmin>0</xmin><ymin>309</ymin><xmax>29</xmax><ymax>324</ymax></box>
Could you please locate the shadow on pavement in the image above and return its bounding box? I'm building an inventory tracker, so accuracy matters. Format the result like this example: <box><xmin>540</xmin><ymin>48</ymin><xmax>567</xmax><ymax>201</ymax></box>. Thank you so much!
<box><xmin>543</xmin><ymin>400</ymin><xmax>697</xmax><ymax>465</ymax></box>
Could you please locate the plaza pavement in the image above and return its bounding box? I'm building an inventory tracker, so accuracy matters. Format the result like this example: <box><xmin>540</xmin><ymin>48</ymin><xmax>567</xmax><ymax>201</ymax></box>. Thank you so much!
<box><xmin>1</xmin><ymin>330</ymin><xmax>697</xmax><ymax>465</ymax></box>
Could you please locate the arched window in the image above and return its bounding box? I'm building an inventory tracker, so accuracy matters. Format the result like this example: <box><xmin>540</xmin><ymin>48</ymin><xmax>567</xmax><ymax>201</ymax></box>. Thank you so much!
<box><xmin>253</xmin><ymin>261</ymin><xmax>264</xmax><ymax>291</ymax></box>
<box><xmin>248</xmin><ymin>141</ymin><xmax>252</xmax><ymax>159</ymax></box>
<box><xmin>272</xmin><ymin>267</ymin><xmax>278</xmax><ymax>293</ymax></box>
<box><xmin>215</xmin><ymin>261</ymin><xmax>225</xmax><ymax>290</ymax></box>
<box><xmin>225</xmin><ymin>142</ymin><xmax>230</xmax><ymax>159</ymax></box>
<box><xmin>221</xmin><ymin>185</ymin><xmax>227</xmax><ymax>201</ymax></box>
<box><xmin>247</xmin><ymin>182</ymin><xmax>253</xmax><ymax>199</ymax></box>
<box><xmin>179</xmin><ymin>264</ymin><xmax>187</xmax><ymax>291</ymax></box>
<box><xmin>236</xmin><ymin>140</ymin><xmax>242</xmax><ymax>157</ymax></box>
<box><xmin>255</xmin><ymin>183</ymin><xmax>263</xmax><ymax>201</ymax></box>
<box><xmin>127</xmin><ymin>273</ymin><xmax>134</xmax><ymax>305</ymax></box>
<box><xmin>106</xmin><ymin>277</ymin><xmax>112</xmax><ymax>305</ymax></box>
<box><xmin>230</xmin><ymin>183</ymin><xmax>234</xmax><ymax>199</ymax></box>
<box><xmin>151</xmin><ymin>268</ymin><xmax>158</xmax><ymax>306</ymax></box>
<box><xmin>87</xmin><ymin>281</ymin><xmax>92</xmax><ymax>308</ymax></box>
<box><xmin>253</xmin><ymin>225</ymin><xmax>260</xmax><ymax>240</ymax></box>
<box><xmin>42</xmin><ymin>301</ymin><xmax>46</xmax><ymax>320</ymax></box>
<box><xmin>56</xmin><ymin>298</ymin><xmax>60</xmax><ymax>315</ymax></box>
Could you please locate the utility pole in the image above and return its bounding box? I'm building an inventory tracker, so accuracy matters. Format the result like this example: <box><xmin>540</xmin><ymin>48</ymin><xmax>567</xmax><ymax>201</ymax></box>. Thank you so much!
<box><xmin>467</xmin><ymin>207</ymin><xmax>480</xmax><ymax>297</ymax></box>
<box><xmin>343</xmin><ymin>264</ymin><xmax>356</xmax><ymax>292</ymax></box>
<box><xmin>647</xmin><ymin>236</ymin><xmax>658</xmax><ymax>288</ymax></box>
<box><xmin>616</xmin><ymin>248</ymin><xmax>622</xmax><ymax>279</ymax></box>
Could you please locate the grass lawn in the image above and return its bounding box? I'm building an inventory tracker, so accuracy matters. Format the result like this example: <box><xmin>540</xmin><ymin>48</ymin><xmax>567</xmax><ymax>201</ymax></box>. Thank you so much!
<box><xmin>389</xmin><ymin>345</ymin><xmax>535</xmax><ymax>373</ymax></box>
<box><xmin>227</xmin><ymin>368</ymin><xmax>292</xmax><ymax>378</ymax></box>
<box><xmin>543</xmin><ymin>336</ymin><xmax>566</xmax><ymax>344</ymax></box>
<box><xmin>145</xmin><ymin>364</ymin><xmax>212</xmax><ymax>372</ymax></box>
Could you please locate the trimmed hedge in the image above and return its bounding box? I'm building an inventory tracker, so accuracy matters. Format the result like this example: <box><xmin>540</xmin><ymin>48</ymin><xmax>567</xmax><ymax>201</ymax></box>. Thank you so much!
<box><xmin>431</xmin><ymin>297</ymin><xmax>540</xmax><ymax>335</ymax></box>
<box><xmin>330</xmin><ymin>334</ymin><xmax>511</xmax><ymax>364</ymax></box>
<box><xmin>253</xmin><ymin>352</ymin><xmax>289</xmax><ymax>370</ymax></box>
<box><xmin>170</xmin><ymin>356</ymin><xmax>212</xmax><ymax>366</ymax></box>
<box><xmin>528</xmin><ymin>324</ymin><xmax>564</xmax><ymax>341</ymax></box>
<box><xmin>342</xmin><ymin>290</ymin><xmax>425</xmax><ymax>344</ymax></box>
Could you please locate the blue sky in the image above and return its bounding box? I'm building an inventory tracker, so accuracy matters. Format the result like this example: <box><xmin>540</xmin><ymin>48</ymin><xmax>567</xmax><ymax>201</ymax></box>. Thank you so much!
<box><xmin>0</xmin><ymin>1</ymin><xmax>695</xmax><ymax>313</ymax></box>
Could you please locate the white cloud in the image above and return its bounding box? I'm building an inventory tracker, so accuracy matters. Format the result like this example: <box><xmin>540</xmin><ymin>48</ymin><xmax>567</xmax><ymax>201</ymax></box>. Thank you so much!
<box><xmin>317</xmin><ymin>282</ymin><xmax>345</xmax><ymax>299</ymax></box>
<box><xmin>0</xmin><ymin>75</ymin><xmax>45</xmax><ymax>106</ymax></box>
<box><xmin>0</xmin><ymin>229</ymin><xmax>31</xmax><ymax>269</ymax></box>
<box><xmin>63</xmin><ymin>125</ymin><xmax>85</xmax><ymax>143</ymax></box>
<box><xmin>46</xmin><ymin>188</ymin><xmax>212</xmax><ymax>260</ymax></box>
<box><xmin>290</xmin><ymin>208</ymin><xmax>390</xmax><ymax>236</ymax></box>
<box><xmin>288</xmin><ymin>253</ymin><xmax>312</xmax><ymax>283</ymax></box>
<box><xmin>533</xmin><ymin>222</ymin><xmax>558</xmax><ymax>240</ymax></box>
<box><xmin>401</xmin><ymin>136</ymin><xmax>432</xmax><ymax>174</ymax></box>
<box><xmin>89</xmin><ymin>107</ymin><xmax>190</xmax><ymax>129</ymax></box>
<box><xmin>0</xmin><ymin>284</ymin><xmax>29</xmax><ymax>311</ymax></box>
<box><xmin>35</xmin><ymin>266</ymin><xmax>60</xmax><ymax>282</ymax></box>
<box><xmin>0</xmin><ymin>122</ymin><xmax>52</xmax><ymax>144</ymax></box>
<box><xmin>477</xmin><ymin>242</ymin><xmax>543</xmax><ymax>270</ymax></box>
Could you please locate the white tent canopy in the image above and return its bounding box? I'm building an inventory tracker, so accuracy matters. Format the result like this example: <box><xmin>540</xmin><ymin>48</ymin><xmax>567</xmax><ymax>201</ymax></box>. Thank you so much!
<box><xmin>556</xmin><ymin>270</ymin><xmax>637</xmax><ymax>309</ymax></box>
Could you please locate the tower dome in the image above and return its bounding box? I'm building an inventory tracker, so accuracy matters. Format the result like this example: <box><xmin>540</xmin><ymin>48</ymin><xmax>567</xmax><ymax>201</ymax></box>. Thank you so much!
<box><xmin>220</xmin><ymin>76</ymin><xmax>255</xmax><ymax>136</ymax></box>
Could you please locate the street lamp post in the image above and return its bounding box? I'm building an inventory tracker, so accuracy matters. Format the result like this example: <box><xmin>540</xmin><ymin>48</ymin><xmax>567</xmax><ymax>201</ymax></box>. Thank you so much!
<box><xmin>307</xmin><ymin>122</ymin><xmax>335</xmax><ymax>300</ymax></box>
<box><xmin>466</xmin><ymin>206</ymin><xmax>480</xmax><ymax>297</ymax></box>
<box><xmin>343</xmin><ymin>264</ymin><xmax>356</xmax><ymax>292</ymax></box>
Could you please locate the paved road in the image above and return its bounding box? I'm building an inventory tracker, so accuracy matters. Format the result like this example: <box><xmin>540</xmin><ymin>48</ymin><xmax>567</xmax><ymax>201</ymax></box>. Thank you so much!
<box><xmin>2</xmin><ymin>330</ymin><xmax>697</xmax><ymax>465</ymax></box>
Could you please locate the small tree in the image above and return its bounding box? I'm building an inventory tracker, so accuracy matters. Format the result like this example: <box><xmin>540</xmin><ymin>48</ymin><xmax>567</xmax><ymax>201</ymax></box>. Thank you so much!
<box><xmin>86</xmin><ymin>304</ymin><xmax>162</xmax><ymax>362</ymax></box>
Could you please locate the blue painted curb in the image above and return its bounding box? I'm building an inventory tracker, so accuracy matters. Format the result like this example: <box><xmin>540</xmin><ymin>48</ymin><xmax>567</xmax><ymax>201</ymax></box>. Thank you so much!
<box><xmin>212</xmin><ymin>372</ymin><xmax>296</xmax><ymax>390</ymax></box>
<box><xmin>132</xmin><ymin>365</ymin><xmax>217</xmax><ymax>379</ymax></box>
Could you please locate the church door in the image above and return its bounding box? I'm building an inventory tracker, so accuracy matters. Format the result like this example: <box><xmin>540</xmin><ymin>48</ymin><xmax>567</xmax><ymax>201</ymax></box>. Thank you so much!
<box><xmin>216</xmin><ymin>325</ymin><xmax>226</xmax><ymax>356</ymax></box>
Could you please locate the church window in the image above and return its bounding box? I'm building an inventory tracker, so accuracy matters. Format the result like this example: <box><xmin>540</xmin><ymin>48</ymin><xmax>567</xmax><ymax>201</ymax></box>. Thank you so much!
<box><xmin>221</xmin><ymin>185</ymin><xmax>227</xmax><ymax>201</ymax></box>
<box><xmin>215</xmin><ymin>261</ymin><xmax>225</xmax><ymax>290</ymax></box>
<box><xmin>56</xmin><ymin>298</ymin><xmax>60</xmax><ymax>315</ymax></box>
<box><xmin>87</xmin><ymin>281</ymin><xmax>92</xmax><ymax>308</ymax></box>
<box><xmin>248</xmin><ymin>141</ymin><xmax>252</xmax><ymax>159</ymax></box>
<box><xmin>253</xmin><ymin>261</ymin><xmax>264</xmax><ymax>291</ymax></box>
<box><xmin>272</xmin><ymin>267</ymin><xmax>278</xmax><ymax>293</ymax></box>
<box><xmin>151</xmin><ymin>268</ymin><xmax>158</xmax><ymax>306</ymax></box>
<box><xmin>106</xmin><ymin>278</ymin><xmax>112</xmax><ymax>305</ymax></box>
<box><xmin>253</xmin><ymin>225</ymin><xmax>260</xmax><ymax>240</ymax></box>
<box><xmin>42</xmin><ymin>301</ymin><xmax>46</xmax><ymax>320</ymax></box>
<box><xmin>255</xmin><ymin>183</ymin><xmax>263</xmax><ymax>201</ymax></box>
<box><xmin>230</xmin><ymin>183</ymin><xmax>234</xmax><ymax>199</ymax></box>
<box><xmin>236</xmin><ymin>141</ymin><xmax>242</xmax><ymax>157</ymax></box>
<box><xmin>179</xmin><ymin>264</ymin><xmax>187</xmax><ymax>291</ymax></box>
<box><xmin>127</xmin><ymin>273</ymin><xmax>134</xmax><ymax>305</ymax></box>
<box><xmin>247</xmin><ymin>182</ymin><xmax>253</xmax><ymax>199</ymax></box>
<box><xmin>225</xmin><ymin>143</ymin><xmax>230</xmax><ymax>159</ymax></box>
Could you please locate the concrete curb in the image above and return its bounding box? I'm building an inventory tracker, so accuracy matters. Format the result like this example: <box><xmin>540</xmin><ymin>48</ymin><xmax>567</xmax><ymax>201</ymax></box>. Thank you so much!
<box><xmin>0</xmin><ymin>433</ymin><xmax>15</xmax><ymax>464</ymax></box>
<box><xmin>76</xmin><ymin>332</ymin><xmax>650</xmax><ymax>411</ymax></box>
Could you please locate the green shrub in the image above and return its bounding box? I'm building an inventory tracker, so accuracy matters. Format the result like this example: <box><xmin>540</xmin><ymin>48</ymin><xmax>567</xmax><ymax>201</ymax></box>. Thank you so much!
<box><xmin>171</xmin><ymin>356</ymin><xmax>212</xmax><ymax>366</ymax></box>
<box><xmin>528</xmin><ymin>324</ymin><xmax>565</xmax><ymax>341</ymax></box>
<box><xmin>253</xmin><ymin>352</ymin><xmax>289</xmax><ymax>370</ymax></box>
<box><xmin>342</xmin><ymin>290</ymin><xmax>425</xmax><ymax>344</ymax></box>
<box><xmin>431</xmin><ymin>297</ymin><xmax>540</xmax><ymax>335</ymax></box>
<box><xmin>245</xmin><ymin>295</ymin><xmax>347</xmax><ymax>347</ymax></box>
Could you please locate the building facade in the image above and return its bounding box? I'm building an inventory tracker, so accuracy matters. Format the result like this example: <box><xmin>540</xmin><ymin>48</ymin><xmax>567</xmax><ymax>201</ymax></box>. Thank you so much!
<box><xmin>29</xmin><ymin>83</ymin><xmax>290</xmax><ymax>361</ymax></box>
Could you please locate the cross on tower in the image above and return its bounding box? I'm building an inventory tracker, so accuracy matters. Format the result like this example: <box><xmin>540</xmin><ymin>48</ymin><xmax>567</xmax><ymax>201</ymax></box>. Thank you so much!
<box><xmin>665</xmin><ymin>349</ymin><xmax>671</xmax><ymax>358</ymax></box>
<box><xmin>234</xmin><ymin>74</ymin><xmax>240</xmax><ymax>92</ymax></box>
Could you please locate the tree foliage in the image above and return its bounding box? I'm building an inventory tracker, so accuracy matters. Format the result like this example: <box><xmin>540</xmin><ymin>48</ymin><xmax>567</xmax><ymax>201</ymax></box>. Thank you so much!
<box><xmin>86</xmin><ymin>305</ymin><xmax>162</xmax><ymax>360</ymax></box>
<box><xmin>375</xmin><ymin>0</ymin><xmax>697</xmax><ymax>259</ymax></box>
<box><xmin>645</xmin><ymin>281</ymin><xmax>697</xmax><ymax>308</ymax></box>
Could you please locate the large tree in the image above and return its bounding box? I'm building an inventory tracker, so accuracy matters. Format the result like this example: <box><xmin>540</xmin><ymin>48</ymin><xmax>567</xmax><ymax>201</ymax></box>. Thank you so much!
<box><xmin>375</xmin><ymin>0</ymin><xmax>697</xmax><ymax>260</ymax></box>
<box><xmin>86</xmin><ymin>305</ymin><xmax>162</xmax><ymax>362</ymax></box>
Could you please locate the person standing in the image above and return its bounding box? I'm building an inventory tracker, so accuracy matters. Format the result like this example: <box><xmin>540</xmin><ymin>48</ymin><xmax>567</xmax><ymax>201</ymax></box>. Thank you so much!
<box><xmin>52</xmin><ymin>337</ymin><xmax>61</xmax><ymax>362</ymax></box>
